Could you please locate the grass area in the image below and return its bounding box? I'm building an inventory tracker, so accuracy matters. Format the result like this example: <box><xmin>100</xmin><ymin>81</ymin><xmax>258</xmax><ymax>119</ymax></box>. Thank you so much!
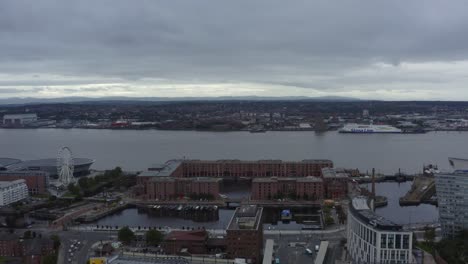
<box><xmin>61</xmin><ymin>192</ymin><xmax>77</xmax><ymax>198</ymax></box>
<box><xmin>416</xmin><ymin>241</ymin><xmax>434</xmax><ymax>254</ymax></box>
<box><xmin>0</xmin><ymin>257</ymin><xmax>5</xmax><ymax>264</ymax></box>
<box><xmin>32</xmin><ymin>193</ymin><xmax>50</xmax><ymax>199</ymax></box>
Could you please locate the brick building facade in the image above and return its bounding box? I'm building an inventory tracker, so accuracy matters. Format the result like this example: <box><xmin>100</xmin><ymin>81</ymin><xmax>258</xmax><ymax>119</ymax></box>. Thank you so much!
<box><xmin>146</xmin><ymin>177</ymin><xmax>221</xmax><ymax>200</ymax></box>
<box><xmin>322</xmin><ymin>168</ymin><xmax>349</xmax><ymax>200</ymax></box>
<box><xmin>226</xmin><ymin>205</ymin><xmax>263</xmax><ymax>264</ymax></box>
<box><xmin>251</xmin><ymin>176</ymin><xmax>324</xmax><ymax>200</ymax></box>
<box><xmin>163</xmin><ymin>230</ymin><xmax>208</xmax><ymax>255</ymax></box>
<box><xmin>181</xmin><ymin>159</ymin><xmax>333</xmax><ymax>178</ymax></box>
<box><xmin>0</xmin><ymin>233</ymin><xmax>54</xmax><ymax>263</ymax></box>
<box><xmin>0</xmin><ymin>171</ymin><xmax>48</xmax><ymax>194</ymax></box>
<box><xmin>137</xmin><ymin>159</ymin><xmax>335</xmax><ymax>201</ymax></box>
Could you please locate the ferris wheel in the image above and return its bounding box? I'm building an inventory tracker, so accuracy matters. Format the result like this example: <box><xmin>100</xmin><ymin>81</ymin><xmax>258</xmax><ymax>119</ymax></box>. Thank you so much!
<box><xmin>57</xmin><ymin>146</ymin><xmax>75</xmax><ymax>186</ymax></box>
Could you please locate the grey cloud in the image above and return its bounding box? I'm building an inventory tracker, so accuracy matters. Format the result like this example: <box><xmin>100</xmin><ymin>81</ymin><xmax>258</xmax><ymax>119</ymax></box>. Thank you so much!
<box><xmin>0</xmin><ymin>87</ymin><xmax>45</xmax><ymax>93</ymax></box>
<box><xmin>1</xmin><ymin>0</ymin><xmax>468</xmax><ymax>99</ymax></box>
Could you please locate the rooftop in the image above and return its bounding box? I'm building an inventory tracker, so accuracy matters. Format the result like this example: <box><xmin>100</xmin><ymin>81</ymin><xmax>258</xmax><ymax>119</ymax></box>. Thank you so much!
<box><xmin>183</xmin><ymin>159</ymin><xmax>333</xmax><ymax>164</ymax></box>
<box><xmin>253</xmin><ymin>176</ymin><xmax>322</xmax><ymax>183</ymax></box>
<box><xmin>227</xmin><ymin>205</ymin><xmax>263</xmax><ymax>231</ymax></box>
<box><xmin>151</xmin><ymin>177</ymin><xmax>175</xmax><ymax>182</ymax></box>
<box><xmin>6</xmin><ymin>158</ymin><xmax>94</xmax><ymax>171</ymax></box>
<box><xmin>322</xmin><ymin>168</ymin><xmax>349</xmax><ymax>179</ymax></box>
<box><xmin>0</xmin><ymin>179</ymin><xmax>26</xmax><ymax>189</ymax></box>
<box><xmin>350</xmin><ymin>196</ymin><xmax>403</xmax><ymax>231</ymax></box>
<box><xmin>139</xmin><ymin>160</ymin><xmax>182</xmax><ymax>177</ymax></box>
<box><xmin>3</xmin><ymin>113</ymin><xmax>37</xmax><ymax>119</ymax></box>
<box><xmin>185</xmin><ymin>177</ymin><xmax>222</xmax><ymax>183</ymax></box>
<box><xmin>165</xmin><ymin>230</ymin><xmax>208</xmax><ymax>242</ymax></box>
<box><xmin>0</xmin><ymin>158</ymin><xmax>21</xmax><ymax>168</ymax></box>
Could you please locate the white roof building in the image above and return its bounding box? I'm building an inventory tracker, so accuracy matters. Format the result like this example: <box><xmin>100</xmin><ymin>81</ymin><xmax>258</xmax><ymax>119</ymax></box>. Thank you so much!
<box><xmin>3</xmin><ymin>113</ymin><xmax>38</xmax><ymax>125</ymax></box>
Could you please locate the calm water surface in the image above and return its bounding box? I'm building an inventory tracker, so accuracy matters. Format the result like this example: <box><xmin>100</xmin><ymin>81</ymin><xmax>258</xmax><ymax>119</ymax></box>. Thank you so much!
<box><xmin>1</xmin><ymin>129</ymin><xmax>467</xmax><ymax>174</ymax></box>
<box><xmin>0</xmin><ymin>129</ymin><xmax>448</xmax><ymax>226</ymax></box>
<box><xmin>362</xmin><ymin>181</ymin><xmax>439</xmax><ymax>225</ymax></box>
<box><xmin>94</xmin><ymin>182</ymin><xmax>438</xmax><ymax>228</ymax></box>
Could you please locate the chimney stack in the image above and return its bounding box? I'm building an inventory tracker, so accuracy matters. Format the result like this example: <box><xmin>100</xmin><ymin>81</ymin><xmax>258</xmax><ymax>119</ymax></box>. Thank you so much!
<box><xmin>371</xmin><ymin>168</ymin><xmax>376</xmax><ymax>199</ymax></box>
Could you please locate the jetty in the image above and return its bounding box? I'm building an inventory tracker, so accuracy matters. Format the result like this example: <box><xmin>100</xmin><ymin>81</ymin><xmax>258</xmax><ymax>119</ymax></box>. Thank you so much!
<box><xmin>399</xmin><ymin>176</ymin><xmax>437</xmax><ymax>206</ymax></box>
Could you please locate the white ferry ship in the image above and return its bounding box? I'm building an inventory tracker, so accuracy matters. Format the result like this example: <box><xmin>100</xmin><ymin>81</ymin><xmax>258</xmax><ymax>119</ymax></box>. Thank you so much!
<box><xmin>339</xmin><ymin>123</ymin><xmax>402</xmax><ymax>133</ymax></box>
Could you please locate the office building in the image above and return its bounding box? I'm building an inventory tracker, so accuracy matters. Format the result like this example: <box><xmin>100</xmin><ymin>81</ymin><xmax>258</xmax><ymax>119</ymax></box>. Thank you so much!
<box><xmin>0</xmin><ymin>180</ymin><xmax>29</xmax><ymax>206</ymax></box>
<box><xmin>347</xmin><ymin>197</ymin><xmax>413</xmax><ymax>264</ymax></box>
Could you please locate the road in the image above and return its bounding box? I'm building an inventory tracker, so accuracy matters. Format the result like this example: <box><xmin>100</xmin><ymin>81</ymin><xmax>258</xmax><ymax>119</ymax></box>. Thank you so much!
<box><xmin>56</xmin><ymin>230</ymin><xmax>112</xmax><ymax>264</ymax></box>
<box><xmin>68</xmin><ymin>225</ymin><xmax>346</xmax><ymax>236</ymax></box>
<box><xmin>265</xmin><ymin>229</ymin><xmax>346</xmax><ymax>264</ymax></box>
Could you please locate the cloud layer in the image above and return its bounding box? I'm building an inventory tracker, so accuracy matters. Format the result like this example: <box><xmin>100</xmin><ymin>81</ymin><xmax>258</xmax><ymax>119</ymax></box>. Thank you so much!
<box><xmin>1</xmin><ymin>0</ymin><xmax>468</xmax><ymax>100</ymax></box>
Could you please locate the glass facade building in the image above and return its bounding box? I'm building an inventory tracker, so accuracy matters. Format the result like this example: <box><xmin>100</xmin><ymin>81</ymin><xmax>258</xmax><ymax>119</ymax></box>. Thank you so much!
<box><xmin>435</xmin><ymin>172</ymin><xmax>468</xmax><ymax>238</ymax></box>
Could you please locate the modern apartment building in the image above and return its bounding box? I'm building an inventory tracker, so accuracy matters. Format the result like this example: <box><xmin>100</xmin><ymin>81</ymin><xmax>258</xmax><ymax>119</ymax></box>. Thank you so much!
<box><xmin>0</xmin><ymin>171</ymin><xmax>49</xmax><ymax>194</ymax></box>
<box><xmin>435</xmin><ymin>158</ymin><xmax>468</xmax><ymax>238</ymax></box>
<box><xmin>0</xmin><ymin>180</ymin><xmax>29</xmax><ymax>206</ymax></box>
<box><xmin>347</xmin><ymin>197</ymin><xmax>413</xmax><ymax>264</ymax></box>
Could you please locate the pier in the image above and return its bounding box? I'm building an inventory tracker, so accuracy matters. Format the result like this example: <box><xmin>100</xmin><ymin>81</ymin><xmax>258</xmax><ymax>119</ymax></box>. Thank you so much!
<box><xmin>399</xmin><ymin>176</ymin><xmax>437</xmax><ymax>206</ymax></box>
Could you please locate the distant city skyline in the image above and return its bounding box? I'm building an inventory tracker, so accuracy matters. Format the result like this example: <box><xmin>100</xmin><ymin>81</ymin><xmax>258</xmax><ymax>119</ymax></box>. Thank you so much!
<box><xmin>2</xmin><ymin>1</ymin><xmax>468</xmax><ymax>100</ymax></box>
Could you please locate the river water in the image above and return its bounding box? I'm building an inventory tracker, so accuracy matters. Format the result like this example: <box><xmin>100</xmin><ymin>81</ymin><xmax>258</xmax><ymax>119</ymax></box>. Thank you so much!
<box><xmin>1</xmin><ymin>129</ymin><xmax>467</xmax><ymax>174</ymax></box>
<box><xmin>361</xmin><ymin>181</ymin><xmax>439</xmax><ymax>225</ymax></box>
<box><xmin>1</xmin><ymin>129</ymin><xmax>449</xmax><ymax>226</ymax></box>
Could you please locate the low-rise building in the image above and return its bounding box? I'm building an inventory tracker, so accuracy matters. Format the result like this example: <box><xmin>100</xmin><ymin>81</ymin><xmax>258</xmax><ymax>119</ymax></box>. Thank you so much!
<box><xmin>251</xmin><ymin>176</ymin><xmax>323</xmax><ymax>200</ymax></box>
<box><xmin>226</xmin><ymin>205</ymin><xmax>263</xmax><ymax>263</ymax></box>
<box><xmin>347</xmin><ymin>197</ymin><xmax>414</xmax><ymax>264</ymax></box>
<box><xmin>0</xmin><ymin>233</ymin><xmax>54</xmax><ymax>263</ymax></box>
<box><xmin>162</xmin><ymin>230</ymin><xmax>209</xmax><ymax>255</ymax></box>
<box><xmin>0</xmin><ymin>180</ymin><xmax>29</xmax><ymax>206</ymax></box>
<box><xmin>0</xmin><ymin>233</ymin><xmax>23</xmax><ymax>257</ymax></box>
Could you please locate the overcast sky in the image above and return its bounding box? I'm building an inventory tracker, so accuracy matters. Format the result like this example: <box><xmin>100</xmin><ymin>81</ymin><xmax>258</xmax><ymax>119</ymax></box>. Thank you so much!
<box><xmin>2</xmin><ymin>1</ymin><xmax>468</xmax><ymax>100</ymax></box>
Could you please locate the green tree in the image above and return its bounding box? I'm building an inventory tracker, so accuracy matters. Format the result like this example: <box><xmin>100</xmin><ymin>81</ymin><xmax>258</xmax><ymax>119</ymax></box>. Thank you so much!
<box><xmin>23</xmin><ymin>230</ymin><xmax>32</xmax><ymax>239</ymax></box>
<box><xmin>423</xmin><ymin>226</ymin><xmax>436</xmax><ymax>245</ymax></box>
<box><xmin>325</xmin><ymin>215</ymin><xmax>335</xmax><ymax>226</ymax></box>
<box><xmin>50</xmin><ymin>234</ymin><xmax>61</xmax><ymax>250</ymax></box>
<box><xmin>5</xmin><ymin>216</ymin><xmax>16</xmax><ymax>228</ymax></box>
<box><xmin>118</xmin><ymin>226</ymin><xmax>135</xmax><ymax>245</ymax></box>
<box><xmin>146</xmin><ymin>229</ymin><xmax>164</xmax><ymax>247</ymax></box>
<box><xmin>78</xmin><ymin>177</ymin><xmax>89</xmax><ymax>189</ymax></box>
<box><xmin>67</xmin><ymin>183</ymin><xmax>80</xmax><ymax>196</ymax></box>
<box><xmin>42</xmin><ymin>253</ymin><xmax>58</xmax><ymax>264</ymax></box>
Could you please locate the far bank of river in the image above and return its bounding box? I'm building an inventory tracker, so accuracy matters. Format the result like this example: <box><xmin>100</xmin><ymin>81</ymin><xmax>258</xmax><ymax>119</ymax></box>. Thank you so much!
<box><xmin>93</xmin><ymin>182</ymin><xmax>439</xmax><ymax>229</ymax></box>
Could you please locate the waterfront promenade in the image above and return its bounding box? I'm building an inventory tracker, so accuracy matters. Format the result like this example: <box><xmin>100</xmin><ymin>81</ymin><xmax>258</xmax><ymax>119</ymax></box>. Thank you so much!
<box><xmin>68</xmin><ymin>225</ymin><xmax>346</xmax><ymax>235</ymax></box>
